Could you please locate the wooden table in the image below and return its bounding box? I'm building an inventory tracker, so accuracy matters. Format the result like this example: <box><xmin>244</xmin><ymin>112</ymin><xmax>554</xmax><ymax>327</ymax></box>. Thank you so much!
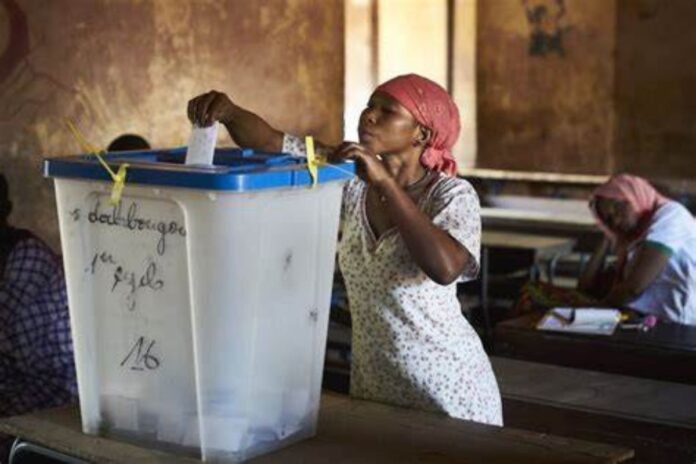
<box><xmin>481</xmin><ymin>230</ymin><xmax>578</xmax><ymax>259</ymax></box>
<box><xmin>494</xmin><ymin>313</ymin><xmax>696</xmax><ymax>385</ymax></box>
<box><xmin>0</xmin><ymin>393</ymin><xmax>633</xmax><ymax>463</ymax></box>
<box><xmin>493</xmin><ymin>357</ymin><xmax>696</xmax><ymax>464</ymax></box>
<box><xmin>480</xmin><ymin>208</ymin><xmax>598</xmax><ymax>248</ymax></box>
<box><xmin>478</xmin><ymin>231</ymin><xmax>577</xmax><ymax>341</ymax></box>
<box><xmin>481</xmin><ymin>207</ymin><xmax>597</xmax><ymax>232</ymax></box>
<box><xmin>480</xmin><ymin>207</ymin><xmax>602</xmax><ymax>253</ymax></box>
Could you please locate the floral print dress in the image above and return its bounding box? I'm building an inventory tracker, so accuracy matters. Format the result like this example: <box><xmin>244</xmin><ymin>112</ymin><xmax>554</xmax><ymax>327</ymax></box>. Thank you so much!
<box><xmin>283</xmin><ymin>134</ymin><xmax>502</xmax><ymax>425</ymax></box>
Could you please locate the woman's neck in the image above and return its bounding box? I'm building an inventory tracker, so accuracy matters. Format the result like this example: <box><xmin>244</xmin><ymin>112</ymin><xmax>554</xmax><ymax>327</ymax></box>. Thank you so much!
<box><xmin>381</xmin><ymin>148</ymin><xmax>428</xmax><ymax>188</ymax></box>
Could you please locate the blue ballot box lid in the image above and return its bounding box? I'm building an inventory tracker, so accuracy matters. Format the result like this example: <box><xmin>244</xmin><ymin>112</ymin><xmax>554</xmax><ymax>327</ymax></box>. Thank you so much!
<box><xmin>44</xmin><ymin>147</ymin><xmax>355</xmax><ymax>191</ymax></box>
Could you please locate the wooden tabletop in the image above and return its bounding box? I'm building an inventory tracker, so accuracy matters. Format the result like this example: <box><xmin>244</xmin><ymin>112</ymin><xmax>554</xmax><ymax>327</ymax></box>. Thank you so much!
<box><xmin>482</xmin><ymin>207</ymin><xmax>596</xmax><ymax>227</ymax></box>
<box><xmin>480</xmin><ymin>209</ymin><xmax>601</xmax><ymax>249</ymax></box>
<box><xmin>0</xmin><ymin>393</ymin><xmax>633</xmax><ymax>464</ymax></box>
<box><xmin>481</xmin><ymin>230</ymin><xmax>577</xmax><ymax>258</ymax></box>
<box><xmin>492</xmin><ymin>357</ymin><xmax>696</xmax><ymax>463</ymax></box>
<box><xmin>481</xmin><ymin>207</ymin><xmax>597</xmax><ymax>230</ymax></box>
<box><xmin>493</xmin><ymin>357</ymin><xmax>696</xmax><ymax>427</ymax></box>
<box><xmin>495</xmin><ymin>313</ymin><xmax>696</xmax><ymax>384</ymax></box>
<box><xmin>461</xmin><ymin>168</ymin><xmax>608</xmax><ymax>185</ymax></box>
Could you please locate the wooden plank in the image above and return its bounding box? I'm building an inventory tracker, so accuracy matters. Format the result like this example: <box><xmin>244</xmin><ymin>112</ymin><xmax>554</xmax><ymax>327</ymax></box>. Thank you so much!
<box><xmin>480</xmin><ymin>208</ymin><xmax>600</xmax><ymax>253</ymax></box>
<box><xmin>492</xmin><ymin>357</ymin><xmax>696</xmax><ymax>427</ymax></box>
<box><xmin>480</xmin><ymin>207</ymin><xmax>601</xmax><ymax>251</ymax></box>
<box><xmin>257</xmin><ymin>393</ymin><xmax>631</xmax><ymax>464</ymax></box>
<box><xmin>0</xmin><ymin>393</ymin><xmax>633</xmax><ymax>464</ymax></box>
<box><xmin>493</xmin><ymin>357</ymin><xmax>696</xmax><ymax>463</ymax></box>
<box><xmin>494</xmin><ymin>313</ymin><xmax>696</xmax><ymax>384</ymax></box>
<box><xmin>460</xmin><ymin>168</ymin><xmax>609</xmax><ymax>185</ymax></box>
<box><xmin>482</xmin><ymin>231</ymin><xmax>576</xmax><ymax>258</ymax></box>
<box><xmin>481</xmin><ymin>207</ymin><xmax>596</xmax><ymax>227</ymax></box>
<box><xmin>503</xmin><ymin>399</ymin><xmax>696</xmax><ymax>464</ymax></box>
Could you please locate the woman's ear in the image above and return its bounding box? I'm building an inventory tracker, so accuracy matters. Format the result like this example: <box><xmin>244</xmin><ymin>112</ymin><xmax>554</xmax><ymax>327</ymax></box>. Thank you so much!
<box><xmin>415</xmin><ymin>125</ymin><xmax>432</xmax><ymax>147</ymax></box>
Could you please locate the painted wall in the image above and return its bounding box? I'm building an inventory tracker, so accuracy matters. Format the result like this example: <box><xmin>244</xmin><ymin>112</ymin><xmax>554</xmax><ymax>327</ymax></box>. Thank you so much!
<box><xmin>451</xmin><ymin>0</ymin><xmax>477</xmax><ymax>170</ymax></box>
<box><xmin>476</xmin><ymin>0</ymin><xmax>696</xmax><ymax>181</ymax></box>
<box><xmin>0</xmin><ymin>0</ymin><xmax>344</xmax><ymax>250</ymax></box>
<box><xmin>377</xmin><ymin>0</ymin><xmax>448</xmax><ymax>87</ymax></box>
<box><xmin>615</xmin><ymin>0</ymin><xmax>696</xmax><ymax>178</ymax></box>
<box><xmin>476</xmin><ymin>0</ymin><xmax>617</xmax><ymax>174</ymax></box>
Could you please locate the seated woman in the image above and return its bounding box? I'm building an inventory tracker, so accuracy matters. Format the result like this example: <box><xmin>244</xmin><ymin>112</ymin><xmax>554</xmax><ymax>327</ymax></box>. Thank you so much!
<box><xmin>517</xmin><ymin>174</ymin><xmax>696</xmax><ymax>325</ymax></box>
<box><xmin>583</xmin><ymin>174</ymin><xmax>696</xmax><ymax>324</ymax></box>
<box><xmin>0</xmin><ymin>174</ymin><xmax>77</xmax><ymax>458</ymax></box>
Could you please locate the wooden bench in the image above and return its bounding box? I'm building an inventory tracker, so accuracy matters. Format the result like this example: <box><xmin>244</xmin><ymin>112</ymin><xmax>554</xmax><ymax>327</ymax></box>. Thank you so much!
<box><xmin>493</xmin><ymin>356</ymin><xmax>696</xmax><ymax>463</ymax></box>
<box><xmin>0</xmin><ymin>393</ymin><xmax>633</xmax><ymax>463</ymax></box>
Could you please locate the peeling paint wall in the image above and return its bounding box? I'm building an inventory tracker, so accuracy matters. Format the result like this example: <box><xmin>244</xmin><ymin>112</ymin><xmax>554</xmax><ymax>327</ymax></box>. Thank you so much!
<box><xmin>476</xmin><ymin>0</ymin><xmax>617</xmax><ymax>174</ymax></box>
<box><xmin>0</xmin><ymin>0</ymin><xmax>344</xmax><ymax>250</ymax></box>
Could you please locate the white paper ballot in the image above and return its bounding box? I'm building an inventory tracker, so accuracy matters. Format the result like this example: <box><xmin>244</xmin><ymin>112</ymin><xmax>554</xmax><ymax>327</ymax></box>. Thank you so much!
<box><xmin>537</xmin><ymin>308</ymin><xmax>621</xmax><ymax>336</ymax></box>
<box><xmin>185</xmin><ymin>123</ymin><xmax>218</xmax><ymax>165</ymax></box>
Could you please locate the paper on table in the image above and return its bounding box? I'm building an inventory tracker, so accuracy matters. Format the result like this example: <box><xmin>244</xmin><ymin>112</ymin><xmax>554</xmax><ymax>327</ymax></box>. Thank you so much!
<box><xmin>185</xmin><ymin>123</ymin><xmax>218</xmax><ymax>165</ymax></box>
<box><xmin>537</xmin><ymin>307</ymin><xmax>621</xmax><ymax>336</ymax></box>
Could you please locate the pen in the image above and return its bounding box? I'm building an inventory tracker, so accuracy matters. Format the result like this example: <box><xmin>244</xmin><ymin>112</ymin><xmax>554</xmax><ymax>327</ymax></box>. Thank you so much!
<box><xmin>551</xmin><ymin>309</ymin><xmax>575</xmax><ymax>325</ymax></box>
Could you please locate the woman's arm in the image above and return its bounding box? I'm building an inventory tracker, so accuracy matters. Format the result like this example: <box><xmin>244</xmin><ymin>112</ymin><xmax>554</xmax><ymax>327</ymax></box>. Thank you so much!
<box><xmin>334</xmin><ymin>143</ymin><xmax>471</xmax><ymax>285</ymax></box>
<box><xmin>377</xmin><ymin>178</ymin><xmax>472</xmax><ymax>285</ymax></box>
<box><xmin>577</xmin><ymin>236</ymin><xmax>611</xmax><ymax>294</ymax></box>
<box><xmin>187</xmin><ymin>91</ymin><xmax>285</xmax><ymax>152</ymax></box>
<box><xmin>601</xmin><ymin>244</ymin><xmax>670</xmax><ymax>307</ymax></box>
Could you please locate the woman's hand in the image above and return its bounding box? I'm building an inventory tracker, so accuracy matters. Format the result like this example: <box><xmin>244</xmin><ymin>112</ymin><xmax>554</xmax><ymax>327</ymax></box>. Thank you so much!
<box><xmin>330</xmin><ymin>142</ymin><xmax>391</xmax><ymax>186</ymax></box>
<box><xmin>187</xmin><ymin>90</ymin><xmax>238</xmax><ymax>127</ymax></box>
<box><xmin>577</xmin><ymin>235</ymin><xmax>613</xmax><ymax>294</ymax></box>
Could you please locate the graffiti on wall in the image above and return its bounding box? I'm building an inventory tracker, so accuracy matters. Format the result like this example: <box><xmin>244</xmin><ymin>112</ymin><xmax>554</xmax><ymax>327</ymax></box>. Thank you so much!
<box><xmin>522</xmin><ymin>0</ymin><xmax>570</xmax><ymax>57</ymax></box>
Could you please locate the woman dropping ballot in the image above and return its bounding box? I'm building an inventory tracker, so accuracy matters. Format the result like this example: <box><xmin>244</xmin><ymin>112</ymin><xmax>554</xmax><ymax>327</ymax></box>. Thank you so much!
<box><xmin>188</xmin><ymin>74</ymin><xmax>502</xmax><ymax>425</ymax></box>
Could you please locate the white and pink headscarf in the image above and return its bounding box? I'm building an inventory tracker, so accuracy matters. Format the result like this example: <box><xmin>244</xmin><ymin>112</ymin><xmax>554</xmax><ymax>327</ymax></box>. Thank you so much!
<box><xmin>590</xmin><ymin>174</ymin><xmax>669</xmax><ymax>280</ymax></box>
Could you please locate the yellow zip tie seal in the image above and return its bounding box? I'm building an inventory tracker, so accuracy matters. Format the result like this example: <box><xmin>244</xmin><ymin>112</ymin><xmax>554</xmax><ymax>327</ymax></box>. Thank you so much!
<box><xmin>65</xmin><ymin>119</ymin><xmax>129</xmax><ymax>206</ymax></box>
<box><xmin>305</xmin><ymin>135</ymin><xmax>318</xmax><ymax>187</ymax></box>
<box><xmin>110</xmin><ymin>163</ymin><xmax>129</xmax><ymax>206</ymax></box>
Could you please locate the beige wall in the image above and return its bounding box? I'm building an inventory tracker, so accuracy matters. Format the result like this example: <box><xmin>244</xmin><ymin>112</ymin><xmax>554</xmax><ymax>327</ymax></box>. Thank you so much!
<box><xmin>0</xmin><ymin>0</ymin><xmax>344</xmax><ymax>251</ymax></box>
<box><xmin>344</xmin><ymin>0</ymin><xmax>374</xmax><ymax>141</ymax></box>
<box><xmin>377</xmin><ymin>0</ymin><xmax>448</xmax><ymax>87</ymax></box>
<box><xmin>451</xmin><ymin>0</ymin><xmax>477</xmax><ymax>170</ymax></box>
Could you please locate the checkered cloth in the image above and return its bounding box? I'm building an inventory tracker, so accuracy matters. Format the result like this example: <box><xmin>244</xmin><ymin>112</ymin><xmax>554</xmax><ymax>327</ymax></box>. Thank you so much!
<box><xmin>0</xmin><ymin>233</ymin><xmax>77</xmax><ymax>417</ymax></box>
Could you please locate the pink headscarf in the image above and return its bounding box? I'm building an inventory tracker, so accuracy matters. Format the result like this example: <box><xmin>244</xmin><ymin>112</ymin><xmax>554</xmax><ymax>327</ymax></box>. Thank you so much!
<box><xmin>375</xmin><ymin>74</ymin><xmax>461</xmax><ymax>176</ymax></box>
<box><xmin>590</xmin><ymin>174</ymin><xmax>669</xmax><ymax>280</ymax></box>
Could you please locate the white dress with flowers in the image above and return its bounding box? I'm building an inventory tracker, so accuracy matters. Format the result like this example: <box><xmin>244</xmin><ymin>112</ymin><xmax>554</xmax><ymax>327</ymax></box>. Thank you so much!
<box><xmin>283</xmin><ymin>134</ymin><xmax>503</xmax><ymax>425</ymax></box>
